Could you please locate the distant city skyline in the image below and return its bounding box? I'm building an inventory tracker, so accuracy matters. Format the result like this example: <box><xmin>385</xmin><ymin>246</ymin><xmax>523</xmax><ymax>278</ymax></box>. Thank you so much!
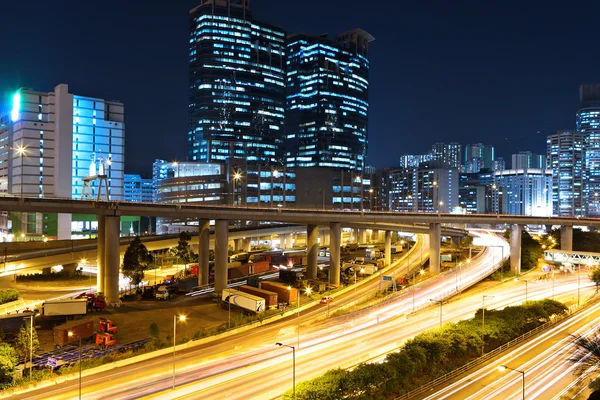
<box><xmin>1</xmin><ymin>1</ymin><xmax>599</xmax><ymax>176</ymax></box>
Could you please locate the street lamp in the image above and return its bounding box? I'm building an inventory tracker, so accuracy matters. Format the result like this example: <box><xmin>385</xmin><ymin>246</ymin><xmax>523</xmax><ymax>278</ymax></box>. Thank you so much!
<box><xmin>15</xmin><ymin>145</ymin><xmax>27</xmax><ymax>198</ymax></box>
<box><xmin>68</xmin><ymin>331</ymin><xmax>82</xmax><ymax>399</ymax></box>
<box><xmin>481</xmin><ymin>295</ymin><xmax>494</xmax><ymax>356</ymax></box>
<box><xmin>498</xmin><ymin>365</ymin><xmax>525</xmax><ymax>400</ymax></box>
<box><xmin>275</xmin><ymin>342</ymin><xmax>296</xmax><ymax>399</ymax></box>
<box><xmin>172</xmin><ymin>314</ymin><xmax>187</xmax><ymax>389</ymax></box>
<box><xmin>232</xmin><ymin>170</ymin><xmax>242</xmax><ymax>206</ymax></box>
<box><xmin>26</xmin><ymin>314</ymin><xmax>34</xmax><ymax>381</ymax></box>
<box><xmin>489</xmin><ymin>245</ymin><xmax>505</xmax><ymax>282</ymax></box>
<box><xmin>429</xmin><ymin>299</ymin><xmax>444</xmax><ymax>327</ymax></box>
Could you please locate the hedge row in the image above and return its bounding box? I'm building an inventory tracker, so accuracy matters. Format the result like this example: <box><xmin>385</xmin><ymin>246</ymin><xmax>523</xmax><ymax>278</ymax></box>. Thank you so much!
<box><xmin>0</xmin><ymin>289</ymin><xmax>19</xmax><ymax>305</ymax></box>
<box><xmin>16</xmin><ymin>270</ymin><xmax>87</xmax><ymax>282</ymax></box>
<box><xmin>285</xmin><ymin>299</ymin><xmax>568</xmax><ymax>400</ymax></box>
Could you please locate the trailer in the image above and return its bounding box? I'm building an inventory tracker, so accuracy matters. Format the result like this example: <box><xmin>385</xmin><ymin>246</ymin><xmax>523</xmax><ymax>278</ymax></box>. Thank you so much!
<box><xmin>238</xmin><ymin>285</ymin><xmax>278</xmax><ymax>308</ymax></box>
<box><xmin>53</xmin><ymin>319</ymin><xmax>94</xmax><ymax>347</ymax></box>
<box><xmin>42</xmin><ymin>299</ymin><xmax>88</xmax><ymax>318</ymax></box>
<box><xmin>260</xmin><ymin>281</ymin><xmax>298</xmax><ymax>304</ymax></box>
<box><xmin>279</xmin><ymin>268</ymin><xmax>306</xmax><ymax>284</ymax></box>
<box><xmin>221</xmin><ymin>288</ymin><xmax>265</xmax><ymax>314</ymax></box>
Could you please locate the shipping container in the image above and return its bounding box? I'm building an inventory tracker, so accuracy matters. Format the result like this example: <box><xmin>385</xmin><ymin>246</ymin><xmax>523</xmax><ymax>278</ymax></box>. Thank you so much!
<box><xmin>42</xmin><ymin>299</ymin><xmax>87</xmax><ymax>317</ymax></box>
<box><xmin>260</xmin><ymin>281</ymin><xmax>298</xmax><ymax>304</ymax></box>
<box><xmin>53</xmin><ymin>319</ymin><xmax>94</xmax><ymax>347</ymax></box>
<box><xmin>238</xmin><ymin>285</ymin><xmax>278</xmax><ymax>308</ymax></box>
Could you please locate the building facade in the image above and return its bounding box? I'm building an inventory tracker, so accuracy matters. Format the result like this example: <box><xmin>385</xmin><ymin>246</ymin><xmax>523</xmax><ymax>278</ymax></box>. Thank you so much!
<box><xmin>188</xmin><ymin>0</ymin><xmax>286</xmax><ymax>165</ymax></box>
<box><xmin>578</xmin><ymin>83</ymin><xmax>600</xmax><ymax>216</ymax></box>
<box><xmin>546</xmin><ymin>130</ymin><xmax>585</xmax><ymax>217</ymax></box>
<box><xmin>495</xmin><ymin>168</ymin><xmax>552</xmax><ymax>216</ymax></box>
<box><xmin>429</xmin><ymin>142</ymin><xmax>462</xmax><ymax>169</ymax></box>
<box><xmin>511</xmin><ymin>151</ymin><xmax>546</xmax><ymax>170</ymax></box>
<box><xmin>285</xmin><ymin>30</ymin><xmax>373</xmax><ymax>172</ymax></box>
<box><xmin>0</xmin><ymin>84</ymin><xmax>124</xmax><ymax>239</ymax></box>
<box><xmin>124</xmin><ymin>174</ymin><xmax>153</xmax><ymax>203</ymax></box>
<box><xmin>464</xmin><ymin>143</ymin><xmax>494</xmax><ymax>173</ymax></box>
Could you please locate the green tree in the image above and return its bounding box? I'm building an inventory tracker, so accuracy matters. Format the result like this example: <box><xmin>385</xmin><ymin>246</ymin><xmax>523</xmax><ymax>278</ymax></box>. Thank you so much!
<box><xmin>591</xmin><ymin>267</ymin><xmax>600</xmax><ymax>291</ymax></box>
<box><xmin>122</xmin><ymin>236</ymin><xmax>153</xmax><ymax>286</ymax></box>
<box><xmin>175</xmin><ymin>231</ymin><xmax>192</xmax><ymax>269</ymax></box>
<box><xmin>14</xmin><ymin>326</ymin><xmax>39</xmax><ymax>362</ymax></box>
<box><xmin>0</xmin><ymin>343</ymin><xmax>17</xmax><ymax>384</ymax></box>
<box><xmin>149</xmin><ymin>322</ymin><xmax>159</xmax><ymax>339</ymax></box>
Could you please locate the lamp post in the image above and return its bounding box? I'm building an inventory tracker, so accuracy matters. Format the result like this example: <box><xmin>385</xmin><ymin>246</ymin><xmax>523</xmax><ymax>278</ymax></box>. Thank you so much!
<box><xmin>271</xmin><ymin>168</ymin><xmax>278</xmax><ymax>207</ymax></box>
<box><xmin>15</xmin><ymin>145</ymin><xmax>27</xmax><ymax>198</ymax></box>
<box><xmin>489</xmin><ymin>245</ymin><xmax>505</xmax><ymax>282</ymax></box>
<box><xmin>27</xmin><ymin>314</ymin><xmax>34</xmax><ymax>381</ymax></box>
<box><xmin>232</xmin><ymin>170</ymin><xmax>242</xmax><ymax>206</ymax></box>
<box><xmin>172</xmin><ymin>314</ymin><xmax>187</xmax><ymax>389</ymax></box>
<box><xmin>67</xmin><ymin>331</ymin><xmax>82</xmax><ymax>399</ymax></box>
<box><xmin>481</xmin><ymin>295</ymin><xmax>494</xmax><ymax>356</ymax></box>
<box><xmin>429</xmin><ymin>299</ymin><xmax>443</xmax><ymax>327</ymax></box>
<box><xmin>498</xmin><ymin>365</ymin><xmax>525</xmax><ymax>400</ymax></box>
<box><xmin>275</xmin><ymin>342</ymin><xmax>296</xmax><ymax>399</ymax></box>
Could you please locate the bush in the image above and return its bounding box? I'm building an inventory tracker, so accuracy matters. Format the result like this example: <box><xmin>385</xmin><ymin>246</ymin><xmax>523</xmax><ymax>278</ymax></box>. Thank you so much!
<box><xmin>149</xmin><ymin>322</ymin><xmax>159</xmax><ymax>339</ymax></box>
<box><xmin>0</xmin><ymin>289</ymin><xmax>19</xmax><ymax>305</ymax></box>
<box><xmin>286</xmin><ymin>299</ymin><xmax>568</xmax><ymax>399</ymax></box>
<box><xmin>16</xmin><ymin>271</ymin><xmax>87</xmax><ymax>282</ymax></box>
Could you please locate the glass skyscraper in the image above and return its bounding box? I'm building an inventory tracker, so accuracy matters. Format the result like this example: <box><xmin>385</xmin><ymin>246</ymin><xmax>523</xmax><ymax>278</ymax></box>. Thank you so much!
<box><xmin>578</xmin><ymin>84</ymin><xmax>600</xmax><ymax>216</ymax></box>
<box><xmin>546</xmin><ymin>130</ymin><xmax>585</xmax><ymax>217</ymax></box>
<box><xmin>285</xmin><ymin>30</ymin><xmax>373</xmax><ymax>172</ymax></box>
<box><xmin>188</xmin><ymin>0</ymin><xmax>286</xmax><ymax>166</ymax></box>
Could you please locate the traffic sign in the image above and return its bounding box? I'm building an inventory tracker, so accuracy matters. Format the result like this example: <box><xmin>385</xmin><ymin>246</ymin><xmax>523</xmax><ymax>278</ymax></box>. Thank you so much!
<box><xmin>47</xmin><ymin>357</ymin><xmax>57</xmax><ymax>367</ymax></box>
<box><xmin>383</xmin><ymin>275</ymin><xmax>392</xmax><ymax>281</ymax></box>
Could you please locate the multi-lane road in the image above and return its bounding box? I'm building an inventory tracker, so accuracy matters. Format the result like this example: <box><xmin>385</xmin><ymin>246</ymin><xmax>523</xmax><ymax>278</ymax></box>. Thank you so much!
<box><xmin>7</xmin><ymin>230</ymin><xmax>592</xmax><ymax>400</ymax></box>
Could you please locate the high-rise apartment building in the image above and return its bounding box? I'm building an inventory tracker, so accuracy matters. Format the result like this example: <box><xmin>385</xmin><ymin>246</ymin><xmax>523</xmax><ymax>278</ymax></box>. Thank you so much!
<box><xmin>429</xmin><ymin>142</ymin><xmax>462</xmax><ymax>169</ymax></box>
<box><xmin>578</xmin><ymin>83</ymin><xmax>600</xmax><ymax>216</ymax></box>
<box><xmin>464</xmin><ymin>143</ymin><xmax>494</xmax><ymax>173</ymax></box>
<box><xmin>546</xmin><ymin>130</ymin><xmax>585</xmax><ymax>217</ymax></box>
<box><xmin>285</xmin><ymin>30</ymin><xmax>373</xmax><ymax>172</ymax></box>
<box><xmin>399</xmin><ymin>154</ymin><xmax>431</xmax><ymax>169</ymax></box>
<box><xmin>188</xmin><ymin>0</ymin><xmax>286</xmax><ymax>165</ymax></box>
<box><xmin>511</xmin><ymin>151</ymin><xmax>546</xmax><ymax>170</ymax></box>
<box><xmin>124</xmin><ymin>174</ymin><xmax>153</xmax><ymax>203</ymax></box>
<box><xmin>0</xmin><ymin>84</ymin><xmax>124</xmax><ymax>239</ymax></box>
<box><xmin>495</xmin><ymin>168</ymin><xmax>552</xmax><ymax>216</ymax></box>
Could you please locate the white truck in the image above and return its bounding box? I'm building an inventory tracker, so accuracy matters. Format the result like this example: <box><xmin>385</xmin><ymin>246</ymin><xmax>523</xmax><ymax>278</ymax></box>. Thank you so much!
<box><xmin>222</xmin><ymin>288</ymin><xmax>265</xmax><ymax>314</ymax></box>
<box><xmin>42</xmin><ymin>299</ymin><xmax>88</xmax><ymax>317</ymax></box>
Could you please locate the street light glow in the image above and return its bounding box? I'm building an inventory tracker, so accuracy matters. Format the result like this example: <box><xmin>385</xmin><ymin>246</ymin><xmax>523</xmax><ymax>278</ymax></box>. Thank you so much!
<box><xmin>178</xmin><ymin>315</ymin><xmax>187</xmax><ymax>322</ymax></box>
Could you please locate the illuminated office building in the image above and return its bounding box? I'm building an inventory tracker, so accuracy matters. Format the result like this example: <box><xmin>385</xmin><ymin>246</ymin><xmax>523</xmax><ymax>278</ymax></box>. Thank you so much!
<box><xmin>188</xmin><ymin>0</ymin><xmax>286</xmax><ymax>165</ymax></box>
<box><xmin>124</xmin><ymin>174</ymin><xmax>153</xmax><ymax>203</ymax></box>
<box><xmin>429</xmin><ymin>142</ymin><xmax>462</xmax><ymax>169</ymax></box>
<box><xmin>546</xmin><ymin>130</ymin><xmax>585</xmax><ymax>217</ymax></box>
<box><xmin>464</xmin><ymin>143</ymin><xmax>494</xmax><ymax>173</ymax></box>
<box><xmin>578</xmin><ymin>83</ymin><xmax>600</xmax><ymax>216</ymax></box>
<box><xmin>0</xmin><ymin>84</ymin><xmax>125</xmax><ymax>239</ymax></box>
<box><xmin>511</xmin><ymin>151</ymin><xmax>546</xmax><ymax>170</ymax></box>
<box><xmin>495</xmin><ymin>168</ymin><xmax>552</xmax><ymax>216</ymax></box>
<box><xmin>285</xmin><ymin>30</ymin><xmax>373</xmax><ymax>172</ymax></box>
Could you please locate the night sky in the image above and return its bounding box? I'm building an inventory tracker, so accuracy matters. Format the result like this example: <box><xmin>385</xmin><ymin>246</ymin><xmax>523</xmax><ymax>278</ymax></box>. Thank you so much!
<box><xmin>1</xmin><ymin>1</ymin><xmax>599</xmax><ymax>177</ymax></box>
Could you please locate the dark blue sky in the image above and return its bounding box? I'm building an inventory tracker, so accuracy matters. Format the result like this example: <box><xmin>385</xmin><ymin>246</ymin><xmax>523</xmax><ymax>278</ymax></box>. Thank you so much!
<box><xmin>1</xmin><ymin>1</ymin><xmax>599</xmax><ymax>177</ymax></box>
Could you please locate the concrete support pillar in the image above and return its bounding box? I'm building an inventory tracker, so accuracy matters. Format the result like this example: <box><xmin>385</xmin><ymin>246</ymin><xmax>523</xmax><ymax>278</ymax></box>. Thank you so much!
<box><xmin>429</xmin><ymin>223</ymin><xmax>441</xmax><ymax>275</ymax></box>
<box><xmin>214</xmin><ymin>220</ymin><xmax>229</xmax><ymax>294</ymax></box>
<box><xmin>234</xmin><ymin>238</ymin><xmax>241</xmax><ymax>251</ymax></box>
<box><xmin>321</xmin><ymin>230</ymin><xmax>330</xmax><ymax>247</ymax></box>
<box><xmin>198</xmin><ymin>219</ymin><xmax>210</xmax><ymax>287</ymax></box>
<box><xmin>378</xmin><ymin>230</ymin><xmax>385</xmax><ymax>243</ymax></box>
<box><xmin>104</xmin><ymin>215</ymin><xmax>121</xmax><ymax>306</ymax></box>
<box><xmin>280</xmin><ymin>234</ymin><xmax>290</xmax><ymax>249</ymax></box>
<box><xmin>384</xmin><ymin>231</ymin><xmax>392</xmax><ymax>266</ymax></box>
<box><xmin>243</xmin><ymin>238</ymin><xmax>252</xmax><ymax>252</ymax></box>
<box><xmin>358</xmin><ymin>229</ymin><xmax>366</xmax><ymax>244</ymax></box>
<box><xmin>560</xmin><ymin>225</ymin><xmax>573</xmax><ymax>252</ymax></box>
<box><xmin>510</xmin><ymin>224</ymin><xmax>522</xmax><ymax>275</ymax></box>
<box><xmin>42</xmin><ymin>267</ymin><xmax>52</xmax><ymax>275</ymax></box>
<box><xmin>307</xmin><ymin>224</ymin><xmax>319</xmax><ymax>280</ymax></box>
<box><xmin>451</xmin><ymin>236</ymin><xmax>460</xmax><ymax>248</ymax></box>
<box><xmin>329</xmin><ymin>222</ymin><xmax>341</xmax><ymax>286</ymax></box>
<box><xmin>97</xmin><ymin>215</ymin><xmax>105</xmax><ymax>293</ymax></box>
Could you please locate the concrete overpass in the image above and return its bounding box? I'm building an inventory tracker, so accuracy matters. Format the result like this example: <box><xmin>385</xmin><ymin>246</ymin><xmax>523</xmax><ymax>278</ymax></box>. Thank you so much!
<box><xmin>0</xmin><ymin>197</ymin><xmax>579</xmax><ymax>305</ymax></box>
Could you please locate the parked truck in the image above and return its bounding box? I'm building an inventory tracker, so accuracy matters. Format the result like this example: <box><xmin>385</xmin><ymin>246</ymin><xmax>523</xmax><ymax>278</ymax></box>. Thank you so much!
<box><xmin>221</xmin><ymin>288</ymin><xmax>265</xmax><ymax>314</ymax></box>
<box><xmin>279</xmin><ymin>268</ymin><xmax>306</xmax><ymax>284</ymax></box>
<box><xmin>238</xmin><ymin>285</ymin><xmax>278</xmax><ymax>308</ymax></box>
<box><xmin>260</xmin><ymin>281</ymin><xmax>298</xmax><ymax>305</ymax></box>
<box><xmin>53</xmin><ymin>319</ymin><xmax>94</xmax><ymax>347</ymax></box>
<box><xmin>176</xmin><ymin>277</ymin><xmax>199</xmax><ymax>293</ymax></box>
<box><xmin>0</xmin><ymin>314</ymin><xmax>30</xmax><ymax>340</ymax></box>
<box><xmin>38</xmin><ymin>299</ymin><xmax>88</xmax><ymax>327</ymax></box>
